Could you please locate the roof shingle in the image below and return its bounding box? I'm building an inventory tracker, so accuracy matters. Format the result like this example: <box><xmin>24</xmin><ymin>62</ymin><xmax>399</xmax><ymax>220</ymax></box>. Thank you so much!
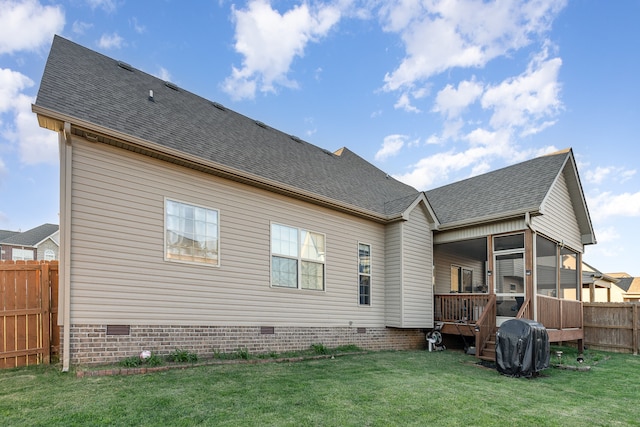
<box><xmin>35</xmin><ymin>36</ymin><xmax>419</xmax><ymax>219</ymax></box>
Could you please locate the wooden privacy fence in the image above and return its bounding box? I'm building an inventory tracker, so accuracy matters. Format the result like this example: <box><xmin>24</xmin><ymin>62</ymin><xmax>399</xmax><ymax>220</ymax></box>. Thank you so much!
<box><xmin>583</xmin><ymin>302</ymin><xmax>639</xmax><ymax>355</ymax></box>
<box><xmin>0</xmin><ymin>260</ymin><xmax>59</xmax><ymax>368</ymax></box>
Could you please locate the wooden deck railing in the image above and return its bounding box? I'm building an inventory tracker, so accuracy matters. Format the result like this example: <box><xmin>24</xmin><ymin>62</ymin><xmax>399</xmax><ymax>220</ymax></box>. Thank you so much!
<box><xmin>516</xmin><ymin>296</ymin><xmax>531</xmax><ymax>319</ymax></box>
<box><xmin>434</xmin><ymin>293</ymin><xmax>491</xmax><ymax>323</ymax></box>
<box><xmin>536</xmin><ymin>295</ymin><xmax>583</xmax><ymax>330</ymax></box>
<box><xmin>473</xmin><ymin>294</ymin><xmax>496</xmax><ymax>359</ymax></box>
<box><xmin>435</xmin><ymin>293</ymin><xmax>584</xmax><ymax>358</ymax></box>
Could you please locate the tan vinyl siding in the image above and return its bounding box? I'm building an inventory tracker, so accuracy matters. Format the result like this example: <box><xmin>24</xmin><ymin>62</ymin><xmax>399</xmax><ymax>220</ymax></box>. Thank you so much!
<box><xmin>532</xmin><ymin>170</ymin><xmax>583</xmax><ymax>252</ymax></box>
<box><xmin>434</xmin><ymin>218</ymin><xmax>526</xmax><ymax>244</ymax></box>
<box><xmin>433</xmin><ymin>246</ymin><xmax>485</xmax><ymax>294</ymax></box>
<box><xmin>400</xmin><ymin>205</ymin><xmax>433</xmax><ymax>328</ymax></box>
<box><xmin>69</xmin><ymin>138</ymin><xmax>386</xmax><ymax>327</ymax></box>
<box><xmin>384</xmin><ymin>221</ymin><xmax>402</xmax><ymax>327</ymax></box>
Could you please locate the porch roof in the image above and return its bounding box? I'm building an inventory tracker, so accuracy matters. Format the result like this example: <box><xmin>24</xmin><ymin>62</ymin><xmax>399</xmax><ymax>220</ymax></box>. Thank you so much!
<box><xmin>425</xmin><ymin>149</ymin><xmax>595</xmax><ymax>245</ymax></box>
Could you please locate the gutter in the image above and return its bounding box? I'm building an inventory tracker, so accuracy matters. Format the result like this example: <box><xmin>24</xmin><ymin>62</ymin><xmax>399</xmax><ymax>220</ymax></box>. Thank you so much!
<box><xmin>435</xmin><ymin>208</ymin><xmax>540</xmax><ymax>232</ymax></box>
<box><xmin>60</xmin><ymin>122</ymin><xmax>72</xmax><ymax>372</ymax></box>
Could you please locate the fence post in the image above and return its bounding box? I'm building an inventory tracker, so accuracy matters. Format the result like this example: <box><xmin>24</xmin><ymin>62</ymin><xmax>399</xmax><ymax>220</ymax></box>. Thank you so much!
<box><xmin>41</xmin><ymin>262</ymin><xmax>51</xmax><ymax>364</ymax></box>
<box><xmin>634</xmin><ymin>303</ymin><xmax>638</xmax><ymax>356</ymax></box>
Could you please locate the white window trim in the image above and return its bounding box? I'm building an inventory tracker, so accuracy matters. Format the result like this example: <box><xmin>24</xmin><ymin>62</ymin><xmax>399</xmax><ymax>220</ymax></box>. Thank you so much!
<box><xmin>44</xmin><ymin>249</ymin><xmax>56</xmax><ymax>261</ymax></box>
<box><xmin>358</xmin><ymin>241</ymin><xmax>372</xmax><ymax>306</ymax></box>
<box><xmin>270</xmin><ymin>222</ymin><xmax>326</xmax><ymax>292</ymax></box>
<box><xmin>164</xmin><ymin>197</ymin><xmax>220</xmax><ymax>267</ymax></box>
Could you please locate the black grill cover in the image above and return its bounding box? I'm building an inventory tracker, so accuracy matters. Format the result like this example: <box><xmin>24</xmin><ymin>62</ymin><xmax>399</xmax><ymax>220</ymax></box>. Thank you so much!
<box><xmin>496</xmin><ymin>319</ymin><xmax>550</xmax><ymax>377</ymax></box>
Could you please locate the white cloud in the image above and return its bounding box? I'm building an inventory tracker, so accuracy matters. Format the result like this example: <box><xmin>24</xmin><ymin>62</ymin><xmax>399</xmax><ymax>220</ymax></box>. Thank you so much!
<box><xmin>394</xmin><ymin>92</ymin><xmax>420</xmax><ymax>112</ymax></box>
<box><xmin>222</xmin><ymin>0</ymin><xmax>341</xmax><ymax>100</ymax></box>
<box><xmin>0</xmin><ymin>68</ymin><xmax>57</xmax><ymax>165</ymax></box>
<box><xmin>12</xmin><ymin>94</ymin><xmax>58</xmax><ymax>164</ymax></box>
<box><xmin>0</xmin><ymin>0</ymin><xmax>64</xmax><ymax>54</ymax></box>
<box><xmin>585</xmin><ymin>165</ymin><xmax>636</xmax><ymax>185</ymax></box>
<box><xmin>72</xmin><ymin>20</ymin><xmax>93</xmax><ymax>35</ymax></box>
<box><xmin>433</xmin><ymin>79</ymin><xmax>484</xmax><ymax>119</ymax></box>
<box><xmin>393</xmin><ymin>126</ymin><xmax>558</xmax><ymax>190</ymax></box>
<box><xmin>481</xmin><ymin>46</ymin><xmax>563</xmax><ymax>134</ymax></box>
<box><xmin>130</xmin><ymin>17</ymin><xmax>146</xmax><ymax>34</ymax></box>
<box><xmin>98</xmin><ymin>32</ymin><xmax>125</xmax><ymax>50</ymax></box>
<box><xmin>155</xmin><ymin>67</ymin><xmax>172</xmax><ymax>82</ymax></box>
<box><xmin>588</xmin><ymin>191</ymin><xmax>640</xmax><ymax>222</ymax></box>
<box><xmin>0</xmin><ymin>68</ymin><xmax>33</xmax><ymax>113</ymax></box>
<box><xmin>585</xmin><ymin>166</ymin><xmax>613</xmax><ymax>185</ymax></box>
<box><xmin>379</xmin><ymin>0</ymin><xmax>566</xmax><ymax>92</ymax></box>
<box><xmin>0</xmin><ymin>157</ymin><xmax>7</xmax><ymax>185</ymax></box>
<box><xmin>375</xmin><ymin>134</ymin><xmax>408</xmax><ymax>161</ymax></box>
<box><xmin>87</xmin><ymin>0</ymin><xmax>117</xmax><ymax>13</ymax></box>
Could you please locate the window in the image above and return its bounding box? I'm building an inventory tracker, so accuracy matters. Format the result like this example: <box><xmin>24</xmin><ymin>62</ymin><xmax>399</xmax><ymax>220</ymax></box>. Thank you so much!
<box><xmin>536</xmin><ymin>235</ymin><xmax>557</xmax><ymax>297</ymax></box>
<box><xmin>165</xmin><ymin>199</ymin><xmax>219</xmax><ymax>265</ymax></box>
<box><xmin>271</xmin><ymin>224</ymin><xmax>325</xmax><ymax>290</ymax></box>
<box><xmin>12</xmin><ymin>248</ymin><xmax>34</xmax><ymax>261</ymax></box>
<box><xmin>493</xmin><ymin>233</ymin><xmax>524</xmax><ymax>251</ymax></box>
<box><xmin>44</xmin><ymin>249</ymin><xmax>56</xmax><ymax>261</ymax></box>
<box><xmin>451</xmin><ymin>265</ymin><xmax>473</xmax><ymax>293</ymax></box>
<box><xmin>560</xmin><ymin>247</ymin><xmax>579</xmax><ymax>300</ymax></box>
<box><xmin>358</xmin><ymin>243</ymin><xmax>371</xmax><ymax>305</ymax></box>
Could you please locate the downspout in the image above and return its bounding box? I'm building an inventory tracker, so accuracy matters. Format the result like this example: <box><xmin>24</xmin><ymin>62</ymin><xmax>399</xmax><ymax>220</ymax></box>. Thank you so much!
<box><xmin>60</xmin><ymin>122</ymin><xmax>72</xmax><ymax>372</ymax></box>
<box><xmin>525</xmin><ymin>212</ymin><xmax>537</xmax><ymax>322</ymax></box>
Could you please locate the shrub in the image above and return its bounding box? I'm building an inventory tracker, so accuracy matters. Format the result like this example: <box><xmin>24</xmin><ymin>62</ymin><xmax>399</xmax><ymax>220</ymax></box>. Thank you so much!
<box><xmin>236</xmin><ymin>347</ymin><xmax>250</xmax><ymax>360</ymax></box>
<box><xmin>167</xmin><ymin>349</ymin><xmax>199</xmax><ymax>363</ymax></box>
<box><xmin>311</xmin><ymin>343</ymin><xmax>329</xmax><ymax>355</ymax></box>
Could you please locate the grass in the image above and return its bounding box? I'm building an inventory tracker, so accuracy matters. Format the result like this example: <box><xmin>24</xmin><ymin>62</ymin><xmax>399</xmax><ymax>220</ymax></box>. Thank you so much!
<box><xmin>1</xmin><ymin>346</ymin><xmax>639</xmax><ymax>426</ymax></box>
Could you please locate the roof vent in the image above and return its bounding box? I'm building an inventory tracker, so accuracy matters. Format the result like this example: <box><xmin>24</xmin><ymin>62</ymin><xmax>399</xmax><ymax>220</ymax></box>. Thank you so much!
<box><xmin>164</xmin><ymin>81</ymin><xmax>179</xmax><ymax>91</ymax></box>
<box><xmin>212</xmin><ymin>102</ymin><xmax>226</xmax><ymax>111</ymax></box>
<box><xmin>117</xmin><ymin>61</ymin><xmax>134</xmax><ymax>71</ymax></box>
<box><xmin>290</xmin><ymin>135</ymin><xmax>303</xmax><ymax>143</ymax></box>
<box><xmin>255</xmin><ymin>120</ymin><xmax>268</xmax><ymax>129</ymax></box>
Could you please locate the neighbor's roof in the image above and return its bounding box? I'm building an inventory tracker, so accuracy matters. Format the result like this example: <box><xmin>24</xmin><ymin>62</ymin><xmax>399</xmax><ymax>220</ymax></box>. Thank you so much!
<box><xmin>426</xmin><ymin>149</ymin><xmax>596</xmax><ymax>244</ymax></box>
<box><xmin>0</xmin><ymin>223</ymin><xmax>59</xmax><ymax>247</ymax></box>
<box><xmin>33</xmin><ymin>36</ymin><xmax>421</xmax><ymax>221</ymax></box>
<box><xmin>0</xmin><ymin>230</ymin><xmax>19</xmax><ymax>242</ymax></box>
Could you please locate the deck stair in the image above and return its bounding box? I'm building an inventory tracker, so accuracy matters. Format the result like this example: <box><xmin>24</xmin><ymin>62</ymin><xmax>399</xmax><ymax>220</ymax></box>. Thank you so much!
<box><xmin>478</xmin><ymin>330</ymin><xmax>497</xmax><ymax>362</ymax></box>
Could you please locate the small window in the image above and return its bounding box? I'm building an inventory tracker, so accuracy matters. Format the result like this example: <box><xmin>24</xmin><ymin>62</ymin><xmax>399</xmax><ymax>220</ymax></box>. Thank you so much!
<box><xmin>271</xmin><ymin>224</ymin><xmax>325</xmax><ymax>290</ymax></box>
<box><xmin>358</xmin><ymin>243</ymin><xmax>371</xmax><ymax>305</ymax></box>
<box><xmin>44</xmin><ymin>249</ymin><xmax>56</xmax><ymax>261</ymax></box>
<box><xmin>165</xmin><ymin>199</ymin><xmax>219</xmax><ymax>266</ymax></box>
<box><xmin>451</xmin><ymin>265</ymin><xmax>472</xmax><ymax>293</ymax></box>
<box><xmin>494</xmin><ymin>233</ymin><xmax>524</xmax><ymax>251</ymax></box>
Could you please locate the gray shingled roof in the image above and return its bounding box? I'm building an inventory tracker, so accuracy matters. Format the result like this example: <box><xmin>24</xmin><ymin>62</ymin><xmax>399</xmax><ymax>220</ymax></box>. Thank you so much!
<box><xmin>0</xmin><ymin>223</ymin><xmax>59</xmax><ymax>247</ymax></box>
<box><xmin>34</xmin><ymin>36</ymin><xmax>419</xmax><ymax>219</ymax></box>
<box><xmin>426</xmin><ymin>151</ymin><xmax>568</xmax><ymax>226</ymax></box>
<box><xmin>614</xmin><ymin>277</ymin><xmax>634</xmax><ymax>292</ymax></box>
<box><xmin>0</xmin><ymin>230</ymin><xmax>19</xmax><ymax>242</ymax></box>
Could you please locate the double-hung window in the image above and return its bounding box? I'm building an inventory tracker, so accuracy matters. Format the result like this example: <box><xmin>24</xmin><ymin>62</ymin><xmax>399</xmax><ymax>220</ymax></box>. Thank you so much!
<box><xmin>165</xmin><ymin>199</ymin><xmax>219</xmax><ymax>266</ymax></box>
<box><xmin>358</xmin><ymin>243</ymin><xmax>371</xmax><ymax>305</ymax></box>
<box><xmin>271</xmin><ymin>223</ymin><xmax>325</xmax><ymax>290</ymax></box>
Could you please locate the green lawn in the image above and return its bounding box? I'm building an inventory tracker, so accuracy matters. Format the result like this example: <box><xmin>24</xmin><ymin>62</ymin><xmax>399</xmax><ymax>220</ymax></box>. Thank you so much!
<box><xmin>1</xmin><ymin>347</ymin><xmax>639</xmax><ymax>426</ymax></box>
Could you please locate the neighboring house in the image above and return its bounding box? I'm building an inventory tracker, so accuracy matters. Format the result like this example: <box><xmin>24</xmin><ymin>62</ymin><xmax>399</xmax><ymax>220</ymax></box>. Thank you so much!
<box><xmin>0</xmin><ymin>223</ymin><xmax>59</xmax><ymax>261</ymax></box>
<box><xmin>581</xmin><ymin>262</ymin><xmax>624</xmax><ymax>302</ymax></box>
<box><xmin>0</xmin><ymin>229</ymin><xmax>19</xmax><ymax>260</ymax></box>
<box><xmin>607</xmin><ymin>273</ymin><xmax>640</xmax><ymax>302</ymax></box>
<box><xmin>33</xmin><ymin>36</ymin><xmax>596</xmax><ymax>369</ymax></box>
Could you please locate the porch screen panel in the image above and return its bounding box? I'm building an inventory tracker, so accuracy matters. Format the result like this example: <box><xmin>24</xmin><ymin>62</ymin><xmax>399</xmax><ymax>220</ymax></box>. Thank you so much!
<box><xmin>536</xmin><ymin>235</ymin><xmax>557</xmax><ymax>297</ymax></box>
<box><xmin>560</xmin><ymin>247</ymin><xmax>579</xmax><ymax>300</ymax></box>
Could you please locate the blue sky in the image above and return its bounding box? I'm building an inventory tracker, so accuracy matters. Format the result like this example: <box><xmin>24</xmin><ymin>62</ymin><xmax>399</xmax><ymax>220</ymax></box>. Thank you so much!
<box><xmin>1</xmin><ymin>0</ymin><xmax>639</xmax><ymax>275</ymax></box>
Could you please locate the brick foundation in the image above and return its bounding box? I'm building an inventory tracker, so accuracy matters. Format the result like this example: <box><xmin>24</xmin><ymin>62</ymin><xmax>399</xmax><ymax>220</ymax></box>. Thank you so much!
<box><xmin>66</xmin><ymin>324</ymin><xmax>427</xmax><ymax>365</ymax></box>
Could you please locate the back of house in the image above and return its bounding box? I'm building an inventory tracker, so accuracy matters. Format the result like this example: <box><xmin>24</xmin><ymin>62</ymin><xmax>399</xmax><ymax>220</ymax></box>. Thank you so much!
<box><xmin>33</xmin><ymin>36</ymin><xmax>437</xmax><ymax>369</ymax></box>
